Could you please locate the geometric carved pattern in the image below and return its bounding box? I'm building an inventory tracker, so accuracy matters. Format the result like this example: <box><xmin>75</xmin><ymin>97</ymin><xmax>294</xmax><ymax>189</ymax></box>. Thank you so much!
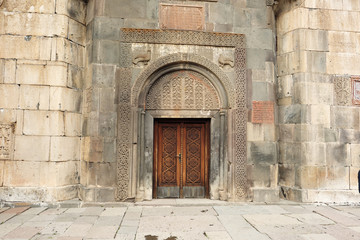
<box><xmin>352</xmin><ymin>76</ymin><xmax>360</xmax><ymax>105</ymax></box>
<box><xmin>0</xmin><ymin>124</ymin><xmax>13</xmax><ymax>160</ymax></box>
<box><xmin>120</xmin><ymin>28</ymin><xmax>245</xmax><ymax>48</ymax></box>
<box><xmin>161</xmin><ymin>127</ymin><xmax>178</xmax><ymax>185</ymax></box>
<box><xmin>334</xmin><ymin>76</ymin><xmax>352</xmax><ymax>106</ymax></box>
<box><xmin>185</xmin><ymin>126</ymin><xmax>202</xmax><ymax>185</ymax></box>
<box><xmin>116</xmin><ymin>68</ymin><xmax>132</xmax><ymax>201</ymax></box>
<box><xmin>234</xmin><ymin>47</ymin><xmax>248</xmax><ymax>199</ymax></box>
<box><xmin>146</xmin><ymin>71</ymin><xmax>220</xmax><ymax>110</ymax></box>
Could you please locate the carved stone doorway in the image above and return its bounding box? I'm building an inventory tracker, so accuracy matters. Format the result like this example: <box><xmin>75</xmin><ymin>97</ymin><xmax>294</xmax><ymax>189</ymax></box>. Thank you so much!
<box><xmin>153</xmin><ymin>119</ymin><xmax>210</xmax><ymax>198</ymax></box>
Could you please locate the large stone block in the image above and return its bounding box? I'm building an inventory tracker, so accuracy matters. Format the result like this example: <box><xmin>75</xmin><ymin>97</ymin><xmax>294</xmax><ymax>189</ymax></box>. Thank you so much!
<box><xmin>279</xmin><ymin>164</ymin><xmax>295</xmax><ymax>187</ymax></box>
<box><xmin>0</xmin><ymin>0</ymin><xmax>55</xmax><ymax>14</ymax></box>
<box><xmin>210</xmin><ymin>2</ymin><xmax>234</xmax><ymax>25</ymax></box>
<box><xmin>351</xmin><ymin>144</ymin><xmax>360</xmax><ymax>167</ymax></box>
<box><xmin>310</xmin><ymin>104</ymin><xmax>330</xmax><ymax>127</ymax></box>
<box><xmin>0</xmin><ymin>161</ymin><xmax>3</xmax><ymax>186</ymax></box>
<box><xmin>92</xmin><ymin>64</ymin><xmax>116</xmax><ymax>87</ymax></box>
<box><xmin>99</xmin><ymin>112</ymin><xmax>117</xmax><ymax>137</ymax></box>
<box><xmin>99</xmin><ymin>88</ymin><xmax>116</xmax><ymax>113</ymax></box>
<box><xmin>309</xmin><ymin>9</ymin><xmax>360</xmax><ymax>32</ymax></box>
<box><xmin>326</xmin><ymin>143</ymin><xmax>350</xmax><ymax>167</ymax></box>
<box><xmin>249</xmin><ymin>142</ymin><xmax>277</xmax><ymax>165</ymax></box>
<box><xmin>343</xmin><ymin>0</ymin><xmax>360</xmax><ymax>11</ymax></box>
<box><xmin>350</xmin><ymin>167</ymin><xmax>360</xmax><ymax>190</ymax></box>
<box><xmin>64</xmin><ymin>112</ymin><xmax>82</xmax><ymax>136</ymax></box>
<box><xmin>23</xmin><ymin>110</ymin><xmax>65</xmax><ymax>136</ymax></box>
<box><xmin>328</xmin><ymin>31</ymin><xmax>359</xmax><ymax>53</ymax></box>
<box><xmin>294</xmin><ymin>124</ymin><xmax>325</xmax><ymax>142</ymax></box>
<box><xmin>252</xmin><ymin>82</ymin><xmax>275</xmax><ymax>101</ymax></box>
<box><xmin>279</xmin><ymin>124</ymin><xmax>294</xmax><ymax>142</ymax></box>
<box><xmin>299</xmin><ymin>29</ymin><xmax>329</xmax><ymax>52</ymax></box>
<box><xmin>3</xmin><ymin>13</ymin><xmax>68</xmax><ymax>37</ymax></box>
<box><xmin>247</xmin><ymin>123</ymin><xmax>265</xmax><ymax>142</ymax></box>
<box><xmin>50</xmin><ymin>87</ymin><xmax>82</xmax><ymax>112</ymax></box>
<box><xmin>301</xmin><ymin>142</ymin><xmax>326</xmax><ymax>166</ymax></box>
<box><xmin>68</xmin><ymin>18</ymin><xmax>86</xmax><ymax>45</ymax></box>
<box><xmin>252</xmin><ymin>188</ymin><xmax>279</xmax><ymax>202</ymax></box>
<box><xmin>0</xmin><ymin>84</ymin><xmax>19</xmax><ymax>109</ymax></box>
<box><xmin>304</xmin><ymin>0</ymin><xmax>343</xmax><ymax>10</ymax></box>
<box><xmin>0</xmin><ymin>60</ymin><xmax>16</xmax><ymax>84</ymax></box>
<box><xmin>279</xmin><ymin>142</ymin><xmax>301</xmax><ymax>164</ymax></box>
<box><xmin>277</xmin><ymin>8</ymin><xmax>309</xmax><ymax>35</ymax></box>
<box><xmin>0</xmin><ymin>35</ymin><xmax>44</xmax><ymax>60</ymax></box>
<box><xmin>103</xmin><ymin>138</ymin><xmax>116</xmax><ymax>163</ymax></box>
<box><xmin>324</xmin><ymin>166</ymin><xmax>350</xmax><ymax>190</ymax></box>
<box><xmin>50</xmin><ymin>137</ymin><xmax>81</xmax><ymax>161</ymax></box>
<box><xmin>14</xmin><ymin>136</ymin><xmax>50</xmax><ymax>161</ymax></box>
<box><xmin>331</xmin><ymin>106</ymin><xmax>359</xmax><ymax>130</ymax></box>
<box><xmin>105</xmin><ymin>0</ymin><xmax>147</xmax><ymax>18</ymax></box>
<box><xmin>294</xmin><ymin>82</ymin><xmax>333</xmax><ymax>105</ymax></box>
<box><xmin>67</xmin><ymin>65</ymin><xmax>84</xmax><ymax>89</ymax></box>
<box><xmin>326</xmin><ymin>52</ymin><xmax>360</xmax><ymax>75</ymax></box>
<box><xmin>16</xmin><ymin>62</ymin><xmax>68</xmax><ymax>86</ymax></box>
<box><xmin>19</xmin><ymin>85</ymin><xmax>50</xmax><ymax>110</ymax></box>
<box><xmin>3</xmin><ymin>161</ymin><xmax>41</xmax><ymax>186</ymax></box>
<box><xmin>95</xmin><ymin>188</ymin><xmax>116</xmax><ymax>202</ymax></box>
<box><xmin>295</xmin><ymin>166</ymin><xmax>326</xmax><ymax>189</ymax></box>
<box><xmin>82</xmin><ymin>137</ymin><xmax>103</xmax><ymax>162</ymax></box>
<box><xmin>278</xmin><ymin>104</ymin><xmax>309</xmax><ymax>124</ymax></box>
<box><xmin>339</xmin><ymin>129</ymin><xmax>360</xmax><ymax>144</ymax></box>
<box><xmin>93</xmin><ymin>17</ymin><xmax>124</xmax><ymax>40</ymax></box>
<box><xmin>54</xmin><ymin>38</ymin><xmax>85</xmax><ymax>67</ymax></box>
<box><xmin>0</xmin><ymin>109</ymin><xmax>17</xmax><ymax>123</ymax></box>
<box><xmin>247</xmin><ymin>164</ymin><xmax>272</xmax><ymax>188</ymax></box>
<box><xmin>56</xmin><ymin>0</ymin><xmax>86</xmax><ymax>24</ymax></box>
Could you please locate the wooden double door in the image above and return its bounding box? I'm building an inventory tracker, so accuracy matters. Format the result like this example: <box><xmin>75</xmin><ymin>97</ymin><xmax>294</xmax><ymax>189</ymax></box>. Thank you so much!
<box><xmin>154</xmin><ymin>119</ymin><xmax>210</xmax><ymax>198</ymax></box>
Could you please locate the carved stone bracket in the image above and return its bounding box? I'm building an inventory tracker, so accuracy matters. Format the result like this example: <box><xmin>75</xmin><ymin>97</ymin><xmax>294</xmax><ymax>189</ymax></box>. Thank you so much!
<box><xmin>334</xmin><ymin>76</ymin><xmax>352</xmax><ymax>106</ymax></box>
<box><xmin>218</xmin><ymin>54</ymin><xmax>234</xmax><ymax>69</ymax></box>
<box><xmin>133</xmin><ymin>50</ymin><xmax>151</xmax><ymax>67</ymax></box>
<box><xmin>0</xmin><ymin>123</ymin><xmax>14</xmax><ymax>160</ymax></box>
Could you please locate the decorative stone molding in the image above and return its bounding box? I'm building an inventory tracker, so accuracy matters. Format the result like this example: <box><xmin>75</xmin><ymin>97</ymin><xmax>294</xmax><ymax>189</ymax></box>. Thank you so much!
<box><xmin>352</xmin><ymin>76</ymin><xmax>360</xmax><ymax>105</ymax></box>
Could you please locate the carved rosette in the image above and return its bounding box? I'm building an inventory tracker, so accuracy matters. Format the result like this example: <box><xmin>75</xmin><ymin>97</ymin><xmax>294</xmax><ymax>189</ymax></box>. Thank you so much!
<box><xmin>146</xmin><ymin>71</ymin><xmax>220</xmax><ymax>110</ymax></box>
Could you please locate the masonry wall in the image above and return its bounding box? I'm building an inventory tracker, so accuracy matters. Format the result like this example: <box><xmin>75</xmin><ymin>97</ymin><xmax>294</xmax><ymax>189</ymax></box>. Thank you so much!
<box><xmin>82</xmin><ymin>0</ymin><xmax>279</xmax><ymax>202</ymax></box>
<box><xmin>276</xmin><ymin>0</ymin><xmax>360</xmax><ymax>202</ymax></box>
<box><xmin>0</xmin><ymin>0</ymin><xmax>86</xmax><ymax>201</ymax></box>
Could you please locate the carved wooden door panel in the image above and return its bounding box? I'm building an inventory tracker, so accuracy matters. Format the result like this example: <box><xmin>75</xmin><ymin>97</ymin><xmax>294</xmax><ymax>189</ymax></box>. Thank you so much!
<box><xmin>154</xmin><ymin>119</ymin><xmax>209</xmax><ymax>198</ymax></box>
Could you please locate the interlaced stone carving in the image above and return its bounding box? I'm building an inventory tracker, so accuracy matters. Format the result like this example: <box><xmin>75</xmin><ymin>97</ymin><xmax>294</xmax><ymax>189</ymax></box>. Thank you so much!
<box><xmin>116</xmin><ymin>68</ymin><xmax>132</xmax><ymax>201</ymax></box>
<box><xmin>0</xmin><ymin>124</ymin><xmax>13</xmax><ymax>160</ymax></box>
<box><xmin>146</xmin><ymin>71</ymin><xmax>220</xmax><ymax>110</ymax></box>
<box><xmin>234</xmin><ymin>47</ymin><xmax>247</xmax><ymax>199</ymax></box>
<box><xmin>334</xmin><ymin>76</ymin><xmax>352</xmax><ymax>106</ymax></box>
<box><xmin>131</xmin><ymin>53</ymin><xmax>235</xmax><ymax>107</ymax></box>
<box><xmin>120</xmin><ymin>28</ymin><xmax>245</xmax><ymax>48</ymax></box>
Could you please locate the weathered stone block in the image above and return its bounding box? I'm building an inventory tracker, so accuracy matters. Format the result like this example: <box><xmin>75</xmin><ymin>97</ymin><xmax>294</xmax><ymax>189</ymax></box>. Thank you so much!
<box><xmin>14</xmin><ymin>136</ymin><xmax>50</xmax><ymax>161</ymax></box>
<box><xmin>328</xmin><ymin>31</ymin><xmax>358</xmax><ymax>53</ymax></box>
<box><xmin>331</xmin><ymin>106</ymin><xmax>359</xmax><ymax>130</ymax></box>
<box><xmin>0</xmin><ymin>0</ymin><xmax>56</xmax><ymax>14</ymax></box>
<box><xmin>350</xmin><ymin>166</ymin><xmax>360</xmax><ymax>190</ymax></box>
<box><xmin>279</xmin><ymin>124</ymin><xmax>294</xmax><ymax>142</ymax></box>
<box><xmin>0</xmin><ymin>84</ymin><xmax>19</xmax><ymax>109</ymax></box>
<box><xmin>252</xmin><ymin>188</ymin><xmax>279</xmax><ymax>202</ymax></box>
<box><xmin>16</xmin><ymin>62</ymin><xmax>68</xmax><ymax>86</ymax></box>
<box><xmin>294</xmin><ymin>82</ymin><xmax>333</xmax><ymax>105</ymax></box>
<box><xmin>247</xmin><ymin>123</ymin><xmax>265</xmax><ymax>142</ymax></box>
<box><xmin>0</xmin><ymin>161</ymin><xmax>3</xmax><ymax>186</ymax></box>
<box><xmin>99</xmin><ymin>112</ymin><xmax>117</xmax><ymax>137</ymax></box>
<box><xmin>278</xmin><ymin>104</ymin><xmax>308</xmax><ymax>124</ymax></box>
<box><xmin>249</xmin><ymin>142</ymin><xmax>277</xmax><ymax>165</ymax></box>
<box><xmin>351</xmin><ymin>144</ymin><xmax>360</xmax><ymax>167</ymax></box>
<box><xmin>50</xmin><ymin>87</ymin><xmax>82</xmax><ymax>112</ymax></box>
<box><xmin>324</xmin><ymin>166</ymin><xmax>350</xmax><ymax>190</ymax></box>
<box><xmin>0</xmin><ymin>35</ymin><xmax>44</xmax><ymax>60</ymax></box>
<box><xmin>4</xmin><ymin>13</ymin><xmax>68</xmax><ymax>37</ymax></box>
<box><xmin>92</xmin><ymin>64</ymin><xmax>116</xmax><ymax>87</ymax></box>
<box><xmin>342</xmin><ymin>0</ymin><xmax>360</xmax><ymax>11</ymax></box>
<box><xmin>50</xmin><ymin>137</ymin><xmax>81</xmax><ymax>161</ymax></box>
<box><xmin>100</xmin><ymin>88</ymin><xmax>116</xmax><ymax>113</ymax></box>
<box><xmin>301</xmin><ymin>142</ymin><xmax>326</xmax><ymax>166</ymax></box>
<box><xmin>294</xmin><ymin>124</ymin><xmax>324</xmax><ymax>142</ymax></box>
<box><xmin>56</xmin><ymin>161</ymin><xmax>78</xmax><ymax>186</ymax></box>
<box><xmin>247</xmin><ymin>48</ymin><xmax>267</xmax><ymax>70</ymax></box>
<box><xmin>4</xmin><ymin>161</ymin><xmax>41</xmax><ymax>186</ymax></box>
<box><xmin>324</xmin><ymin>128</ymin><xmax>339</xmax><ymax>142</ymax></box>
<box><xmin>247</xmin><ymin>164</ymin><xmax>272</xmax><ymax>188</ymax></box>
<box><xmin>95</xmin><ymin>188</ymin><xmax>115</xmax><ymax>202</ymax></box>
<box><xmin>97</xmin><ymin>40</ymin><xmax>120</xmax><ymax>65</ymax></box>
<box><xmin>68</xmin><ymin>18</ymin><xmax>86</xmax><ymax>46</ymax></box>
<box><xmin>56</xmin><ymin>0</ymin><xmax>86</xmax><ymax>24</ymax></box>
<box><xmin>64</xmin><ymin>112</ymin><xmax>81</xmax><ymax>136</ymax></box>
<box><xmin>326</xmin><ymin>143</ymin><xmax>350</xmax><ymax>167</ymax></box>
<box><xmin>279</xmin><ymin>142</ymin><xmax>301</xmax><ymax>164</ymax></box>
<box><xmin>55</xmin><ymin>38</ymin><xmax>85</xmax><ymax>67</ymax></box>
<box><xmin>209</xmin><ymin>3</ymin><xmax>233</xmax><ymax>25</ymax></box>
<box><xmin>82</xmin><ymin>137</ymin><xmax>103</xmax><ymax>162</ymax></box>
<box><xmin>82</xmin><ymin>112</ymin><xmax>99</xmax><ymax>137</ymax></box>
<box><xmin>310</xmin><ymin>104</ymin><xmax>330</xmax><ymax>127</ymax></box>
<box><xmin>326</xmin><ymin>52</ymin><xmax>360</xmax><ymax>75</ymax></box>
<box><xmin>295</xmin><ymin>166</ymin><xmax>326</xmax><ymax>189</ymax></box>
<box><xmin>3</xmin><ymin>60</ymin><xmax>16</xmax><ymax>84</ymax></box>
<box><xmin>93</xmin><ymin>17</ymin><xmax>123</xmax><ymax>40</ymax></box>
<box><xmin>299</xmin><ymin>29</ymin><xmax>329</xmax><ymax>52</ymax></box>
<box><xmin>278</xmin><ymin>75</ymin><xmax>293</xmax><ymax>98</ymax></box>
<box><xmin>252</xmin><ymin>82</ymin><xmax>275</xmax><ymax>101</ymax></box>
<box><xmin>23</xmin><ymin>110</ymin><xmax>65</xmax><ymax>136</ymax></box>
<box><xmin>279</xmin><ymin>164</ymin><xmax>295</xmax><ymax>187</ymax></box>
<box><xmin>0</xmin><ymin>109</ymin><xmax>17</xmax><ymax>123</ymax></box>
<box><xmin>305</xmin><ymin>0</ymin><xmax>343</xmax><ymax>10</ymax></box>
<box><xmin>103</xmin><ymin>138</ymin><xmax>116</xmax><ymax>163</ymax></box>
<box><xmin>105</xmin><ymin>0</ymin><xmax>147</xmax><ymax>18</ymax></box>
<box><xmin>339</xmin><ymin>129</ymin><xmax>360</xmax><ymax>144</ymax></box>
<box><xmin>19</xmin><ymin>85</ymin><xmax>50</xmax><ymax>110</ymax></box>
<box><xmin>80</xmin><ymin>186</ymin><xmax>95</xmax><ymax>202</ymax></box>
<box><xmin>67</xmin><ymin>65</ymin><xmax>84</xmax><ymax>89</ymax></box>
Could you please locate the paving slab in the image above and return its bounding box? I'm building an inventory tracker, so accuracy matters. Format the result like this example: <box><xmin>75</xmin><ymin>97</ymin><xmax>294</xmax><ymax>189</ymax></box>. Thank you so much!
<box><xmin>40</xmin><ymin>221</ymin><xmax>72</xmax><ymax>235</ymax></box>
<box><xmin>287</xmin><ymin>213</ymin><xmax>336</xmax><ymax>225</ymax></box>
<box><xmin>243</xmin><ymin>214</ymin><xmax>303</xmax><ymax>226</ymax></box>
<box><xmin>2</xmin><ymin>226</ymin><xmax>42</xmax><ymax>239</ymax></box>
<box><xmin>85</xmin><ymin>225</ymin><xmax>119</xmax><ymax>239</ymax></box>
<box><xmin>299</xmin><ymin>233</ymin><xmax>338</xmax><ymax>240</ymax></box>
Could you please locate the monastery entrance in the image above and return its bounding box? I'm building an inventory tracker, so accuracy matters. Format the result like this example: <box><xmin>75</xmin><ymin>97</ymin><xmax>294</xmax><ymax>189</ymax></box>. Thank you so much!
<box><xmin>153</xmin><ymin>119</ymin><xmax>210</xmax><ymax>198</ymax></box>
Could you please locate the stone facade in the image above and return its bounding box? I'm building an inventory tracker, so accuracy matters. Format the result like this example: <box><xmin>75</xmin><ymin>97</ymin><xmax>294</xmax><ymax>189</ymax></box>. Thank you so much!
<box><xmin>0</xmin><ymin>0</ymin><xmax>359</xmax><ymax>203</ymax></box>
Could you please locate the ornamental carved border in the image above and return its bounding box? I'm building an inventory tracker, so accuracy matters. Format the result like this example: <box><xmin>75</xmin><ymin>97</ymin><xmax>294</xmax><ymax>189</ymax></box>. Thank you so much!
<box><xmin>116</xmin><ymin>28</ymin><xmax>247</xmax><ymax>200</ymax></box>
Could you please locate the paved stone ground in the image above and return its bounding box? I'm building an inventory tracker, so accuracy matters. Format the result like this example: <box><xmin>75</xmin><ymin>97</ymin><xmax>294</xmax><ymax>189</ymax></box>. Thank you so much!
<box><xmin>0</xmin><ymin>200</ymin><xmax>360</xmax><ymax>240</ymax></box>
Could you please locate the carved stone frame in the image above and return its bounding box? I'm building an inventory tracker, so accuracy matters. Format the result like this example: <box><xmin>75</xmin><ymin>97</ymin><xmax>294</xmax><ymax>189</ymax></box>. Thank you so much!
<box><xmin>116</xmin><ymin>29</ymin><xmax>247</xmax><ymax>201</ymax></box>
